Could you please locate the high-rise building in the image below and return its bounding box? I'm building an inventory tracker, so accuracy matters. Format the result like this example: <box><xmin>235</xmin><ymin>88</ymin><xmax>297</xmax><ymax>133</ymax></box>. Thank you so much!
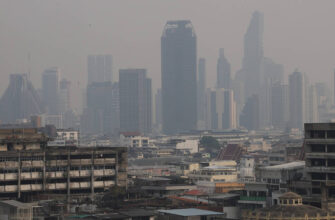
<box><xmin>161</xmin><ymin>20</ymin><xmax>197</xmax><ymax>134</ymax></box>
<box><xmin>0</xmin><ymin>74</ymin><xmax>44</xmax><ymax>123</ymax></box>
<box><xmin>59</xmin><ymin>79</ymin><xmax>71</xmax><ymax>114</ymax></box>
<box><xmin>240</xmin><ymin>94</ymin><xmax>260</xmax><ymax>130</ymax></box>
<box><xmin>271</xmin><ymin>83</ymin><xmax>289</xmax><ymax>129</ymax></box>
<box><xmin>222</xmin><ymin>89</ymin><xmax>237</xmax><ymax>130</ymax></box>
<box><xmin>81</xmin><ymin>82</ymin><xmax>119</xmax><ymax>135</ymax></box>
<box><xmin>42</xmin><ymin>67</ymin><xmax>60</xmax><ymax>115</ymax></box>
<box><xmin>217</xmin><ymin>48</ymin><xmax>231</xmax><ymax>89</ymax></box>
<box><xmin>87</xmin><ymin>55</ymin><xmax>113</xmax><ymax>85</ymax></box>
<box><xmin>289</xmin><ymin>71</ymin><xmax>305</xmax><ymax>130</ymax></box>
<box><xmin>206</xmin><ymin>88</ymin><xmax>236</xmax><ymax>130</ymax></box>
<box><xmin>119</xmin><ymin>69</ymin><xmax>152</xmax><ymax>134</ymax></box>
<box><xmin>241</xmin><ymin>11</ymin><xmax>264</xmax><ymax>98</ymax></box>
<box><xmin>306</xmin><ymin>85</ymin><xmax>319</xmax><ymax>123</ymax></box>
<box><xmin>155</xmin><ymin>89</ymin><xmax>162</xmax><ymax>129</ymax></box>
<box><xmin>197</xmin><ymin>58</ymin><xmax>207</xmax><ymax>129</ymax></box>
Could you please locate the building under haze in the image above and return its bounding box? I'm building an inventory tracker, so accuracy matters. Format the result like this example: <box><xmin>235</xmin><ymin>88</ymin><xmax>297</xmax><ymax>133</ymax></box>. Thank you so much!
<box><xmin>119</xmin><ymin>69</ymin><xmax>152</xmax><ymax>134</ymax></box>
<box><xmin>42</xmin><ymin>67</ymin><xmax>60</xmax><ymax>115</ymax></box>
<box><xmin>217</xmin><ymin>48</ymin><xmax>231</xmax><ymax>89</ymax></box>
<box><xmin>81</xmin><ymin>82</ymin><xmax>119</xmax><ymax>135</ymax></box>
<box><xmin>206</xmin><ymin>88</ymin><xmax>236</xmax><ymax>130</ymax></box>
<box><xmin>0</xmin><ymin>74</ymin><xmax>44</xmax><ymax>124</ymax></box>
<box><xmin>240</xmin><ymin>94</ymin><xmax>260</xmax><ymax>130</ymax></box>
<box><xmin>87</xmin><ymin>55</ymin><xmax>113</xmax><ymax>85</ymax></box>
<box><xmin>161</xmin><ymin>20</ymin><xmax>197</xmax><ymax>134</ymax></box>
<box><xmin>197</xmin><ymin>58</ymin><xmax>207</xmax><ymax>129</ymax></box>
<box><xmin>289</xmin><ymin>71</ymin><xmax>305</xmax><ymax>130</ymax></box>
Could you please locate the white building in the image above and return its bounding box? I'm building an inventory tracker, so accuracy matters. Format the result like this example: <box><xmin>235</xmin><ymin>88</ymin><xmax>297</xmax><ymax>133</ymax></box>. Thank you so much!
<box><xmin>176</xmin><ymin>140</ymin><xmax>199</xmax><ymax>154</ymax></box>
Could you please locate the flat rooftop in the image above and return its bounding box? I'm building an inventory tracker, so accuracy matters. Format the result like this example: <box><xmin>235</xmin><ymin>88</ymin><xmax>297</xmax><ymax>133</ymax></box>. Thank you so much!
<box><xmin>260</xmin><ymin>161</ymin><xmax>305</xmax><ymax>171</ymax></box>
<box><xmin>158</xmin><ymin>208</ymin><xmax>224</xmax><ymax>217</ymax></box>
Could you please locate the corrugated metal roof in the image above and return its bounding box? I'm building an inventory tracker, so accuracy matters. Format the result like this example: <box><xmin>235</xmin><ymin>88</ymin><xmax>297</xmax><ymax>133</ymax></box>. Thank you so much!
<box><xmin>158</xmin><ymin>208</ymin><xmax>224</xmax><ymax>216</ymax></box>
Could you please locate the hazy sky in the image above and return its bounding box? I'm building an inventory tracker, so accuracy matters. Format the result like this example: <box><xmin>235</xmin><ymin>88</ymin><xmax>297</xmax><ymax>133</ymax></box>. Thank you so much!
<box><xmin>1</xmin><ymin>0</ymin><xmax>335</xmax><ymax>110</ymax></box>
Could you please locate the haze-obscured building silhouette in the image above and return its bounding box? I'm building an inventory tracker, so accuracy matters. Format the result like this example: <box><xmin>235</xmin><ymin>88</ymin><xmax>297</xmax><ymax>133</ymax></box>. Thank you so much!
<box><xmin>289</xmin><ymin>71</ymin><xmax>305</xmax><ymax>130</ymax></box>
<box><xmin>161</xmin><ymin>20</ymin><xmax>197</xmax><ymax>134</ymax></box>
<box><xmin>42</xmin><ymin>67</ymin><xmax>60</xmax><ymax>115</ymax></box>
<box><xmin>240</xmin><ymin>94</ymin><xmax>259</xmax><ymax>130</ymax></box>
<box><xmin>217</xmin><ymin>48</ymin><xmax>231</xmax><ymax>89</ymax></box>
<box><xmin>197</xmin><ymin>58</ymin><xmax>207</xmax><ymax>129</ymax></box>
<box><xmin>119</xmin><ymin>69</ymin><xmax>152</xmax><ymax>134</ymax></box>
<box><xmin>87</xmin><ymin>55</ymin><xmax>113</xmax><ymax>85</ymax></box>
<box><xmin>0</xmin><ymin>74</ymin><xmax>44</xmax><ymax>124</ymax></box>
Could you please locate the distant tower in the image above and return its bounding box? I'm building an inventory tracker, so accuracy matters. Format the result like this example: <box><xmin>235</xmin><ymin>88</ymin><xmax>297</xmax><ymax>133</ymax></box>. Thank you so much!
<box><xmin>155</xmin><ymin>89</ymin><xmax>162</xmax><ymax>129</ymax></box>
<box><xmin>59</xmin><ymin>79</ymin><xmax>71</xmax><ymax>114</ymax></box>
<box><xmin>271</xmin><ymin>83</ymin><xmax>289</xmax><ymax>129</ymax></box>
<box><xmin>222</xmin><ymin>89</ymin><xmax>237</xmax><ymax>130</ymax></box>
<box><xmin>119</xmin><ymin>69</ymin><xmax>152</xmax><ymax>134</ymax></box>
<box><xmin>289</xmin><ymin>70</ymin><xmax>305</xmax><ymax>130</ymax></box>
<box><xmin>42</xmin><ymin>67</ymin><xmax>60</xmax><ymax>115</ymax></box>
<box><xmin>197</xmin><ymin>58</ymin><xmax>207</xmax><ymax>129</ymax></box>
<box><xmin>161</xmin><ymin>20</ymin><xmax>197</xmax><ymax>134</ymax></box>
<box><xmin>242</xmin><ymin>11</ymin><xmax>264</xmax><ymax>97</ymax></box>
<box><xmin>217</xmin><ymin>49</ymin><xmax>231</xmax><ymax>89</ymax></box>
<box><xmin>240</xmin><ymin>94</ymin><xmax>260</xmax><ymax>130</ymax></box>
<box><xmin>87</xmin><ymin>55</ymin><xmax>113</xmax><ymax>85</ymax></box>
<box><xmin>0</xmin><ymin>74</ymin><xmax>44</xmax><ymax>123</ymax></box>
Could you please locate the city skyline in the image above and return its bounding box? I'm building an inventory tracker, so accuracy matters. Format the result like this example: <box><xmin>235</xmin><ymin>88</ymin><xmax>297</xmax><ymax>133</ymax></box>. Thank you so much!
<box><xmin>1</xmin><ymin>1</ymin><xmax>335</xmax><ymax>111</ymax></box>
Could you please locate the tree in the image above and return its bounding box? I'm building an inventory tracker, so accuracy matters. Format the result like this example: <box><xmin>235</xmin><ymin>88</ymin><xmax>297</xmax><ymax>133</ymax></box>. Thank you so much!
<box><xmin>199</xmin><ymin>136</ymin><xmax>221</xmax><ymax>157</ymax></box>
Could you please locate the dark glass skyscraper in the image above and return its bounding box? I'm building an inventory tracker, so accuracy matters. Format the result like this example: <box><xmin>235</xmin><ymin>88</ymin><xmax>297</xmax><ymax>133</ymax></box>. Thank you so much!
<box><xmin>161</xmin><ymin>20</ymin><xmax>197</xmax><ymax>134</ymax></box>
<box><xmin>119</xmin><ymin>69</ymin><xmax>152</xmax><ymax>134</ymax></box>
<box><xmin>42</xmin><ymin>67</ymin><xmax>60</xmax><ymax>115</ymax></box>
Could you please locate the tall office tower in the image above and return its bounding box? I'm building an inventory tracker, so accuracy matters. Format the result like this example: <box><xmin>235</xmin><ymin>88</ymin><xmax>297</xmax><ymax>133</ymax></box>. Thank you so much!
<box><xmin>240</xmin><ymin>94</ymin><xmax>260</xmax><ymax>130</ymax></box>
<box><xmin>334</xmin><ymin>69</ymin><xmax>335</xmax><ymax>105</ymax></box>
<box><xmin>119</xmin><ymin>69</ymin><xmax>152</xmax><ymax>134</ymax></box>
<box><xmin>42</xmin><ymin>67</ymin><xmax>60</xmax><ymax>115</ymax></box>
<box><xmin>222</xmin><ymin>89</ymin><xmax>237</xmax><ymax>129</ymax></box>
<box><xmin>241</xmin><ymin>11</ymin><xmax>264</xmax><ymax>97</ymax></box>
<box><xmin>261</xmin><ymin>58</ymin><xmax>285</xmax><ymax>127</ymax></box>
<box><xmin>155</xmin><ymin>89</ymin><xmax>162</xmax><ymax>130</ymax></box>
<box><xmin>59</xmin><ymin>79</ymin><xmax>71</xmax><ymax>114</ymax></box>
<box><xmin>81</xmin><ymin>82</ymin><xmax>119</xmax><ymax>135</ymax></box>
<box><xmin>206</xmin><ymin>89</ymin><xmax>225</xmax><ymax>130</ymax></box>
<box><xmin>197</xmin><ymin>58</ymin><xmax>207</xmax><ymax>129</ymax></box>
<box><xmin>289</xmin><ymin>70</ymin><xmax>305</xmax><ymax>130</ymax></box>
<box><xmin>87</xmin><ymin>55</ymin><xmax>113</xmax><ymax>85</ymax></box>
<box><xmin>206</xmin><ymin>88</ymin><xmax>236</xmax><ymax>130</ymax></box>
<box><xmin>161</xmin><ymin>20</ymin><xmax>197</xmax><ymax>134</ymax></box>
<box><xmin>306</xmin><ymin>85</ymin><xmax>319</xmax><ymax>123</ymax></box>
<box><xmin>0</xmin><ymin>74</ymin><xmax>44</xmax><ymax>123</ymax></box>
<box><xmin>271</xmin><ymin>83</ymin><xmax>289</xmax><ymax>129</ymax></box>
<box><xmin>217</xmin><ymin>48</ymin><xmax>231</xmax><ymax>89</ymax></box>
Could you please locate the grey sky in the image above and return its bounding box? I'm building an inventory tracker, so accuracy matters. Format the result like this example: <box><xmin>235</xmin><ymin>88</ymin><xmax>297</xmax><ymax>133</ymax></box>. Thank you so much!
<box><xmin>0</xmin><ymin>0</ymin><xmax>334</xmax><ymax>110</ymax></box>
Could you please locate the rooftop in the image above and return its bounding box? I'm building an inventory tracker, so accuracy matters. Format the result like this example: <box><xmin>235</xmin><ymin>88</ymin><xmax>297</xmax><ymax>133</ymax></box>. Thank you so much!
<box><xmin>158</xmin><ymin>208</ymin><xmax>224</xmax><ymax>217</ymax></box>
<box><xmin>260</xmin><ymin>161</ymin><xmax>305</xmax><ymax>171</ymax></box>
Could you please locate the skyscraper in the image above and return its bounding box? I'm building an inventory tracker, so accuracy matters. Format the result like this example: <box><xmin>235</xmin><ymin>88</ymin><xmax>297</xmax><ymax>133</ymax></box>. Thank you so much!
<box><xmin>161</xmin><ymin>20</ymin><xmax>197</xmax><ymax>134</ymax></box>
<box><xmin>197</xmin><ymin>58</ymin><xmax>207</xmax><ymax>129</ymax></box>
<box><xmin>81</xmin><ymin>81</ymin><xmax>119</xmax><ymax>135</ymax></box>
<box><xmin>0</xmin><ymin>74</ymin><xmax>44</xmax><ymax>123</ymax></box>
<box><xmin>241</xmin><ymin>11</ymin><xmax>264</xmax><ymax>97</ymax></box>
<box><xmin>289</xmin><ymin>70</ymin><xmax>305</xmax><ymax>130</ymax></box>
<box><xmin>87</xmin><ymin>55</ymin><xmax>113</xmax><ymax>85</ymax></box>
<box><xmin>271</xmin><ymin>83</ymin><xmax>288</xmax><ymax>129</ymax></box>
<box><xmin>222</xmin><ymin>89</ymin><xmax>237</xmax><ymax>130</ymax></box>
<box><xmin>119</xmin><ymin>69</ymin><xmax>152</xmax><ymax>134</ymax></box>
<box><xmin>217</xmin><ymin>48</ymin><xmax>231</xmax><ymax>89</ymax></box>
<box><xmin>155</xmin><ymin>89</ymin><xmax>162</xmax><ymax>130</ymax></box>
<box><xmin>240</xmin><ymin>94</ymin><xmax>260</xmax><ymax>131</ymax></box>
<box><xmin>42</xmin><ymin>67</ymin><xmax>60</xmax><ymax>115</ymax></box>
<box><xmin>206</xmin><ymin>88</ymin><xmax>236</xmax><ymax>130</ymax></box>
<box><xmin>59</xmin><ymin>78</ymin><xmax>71</xmax><ymax>114</ymax></box>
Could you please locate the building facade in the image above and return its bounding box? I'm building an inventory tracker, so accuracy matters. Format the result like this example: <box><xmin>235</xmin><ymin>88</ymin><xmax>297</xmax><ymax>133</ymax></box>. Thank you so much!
<box><xmin>119</xmin><ymin>69</ymin><xmax>152</xmax><ymax>134</ymax></box>
<box><xmin>161</xmin><ymin>20</ymin><xmax>197</xmax><ymax>134</ymax></box>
